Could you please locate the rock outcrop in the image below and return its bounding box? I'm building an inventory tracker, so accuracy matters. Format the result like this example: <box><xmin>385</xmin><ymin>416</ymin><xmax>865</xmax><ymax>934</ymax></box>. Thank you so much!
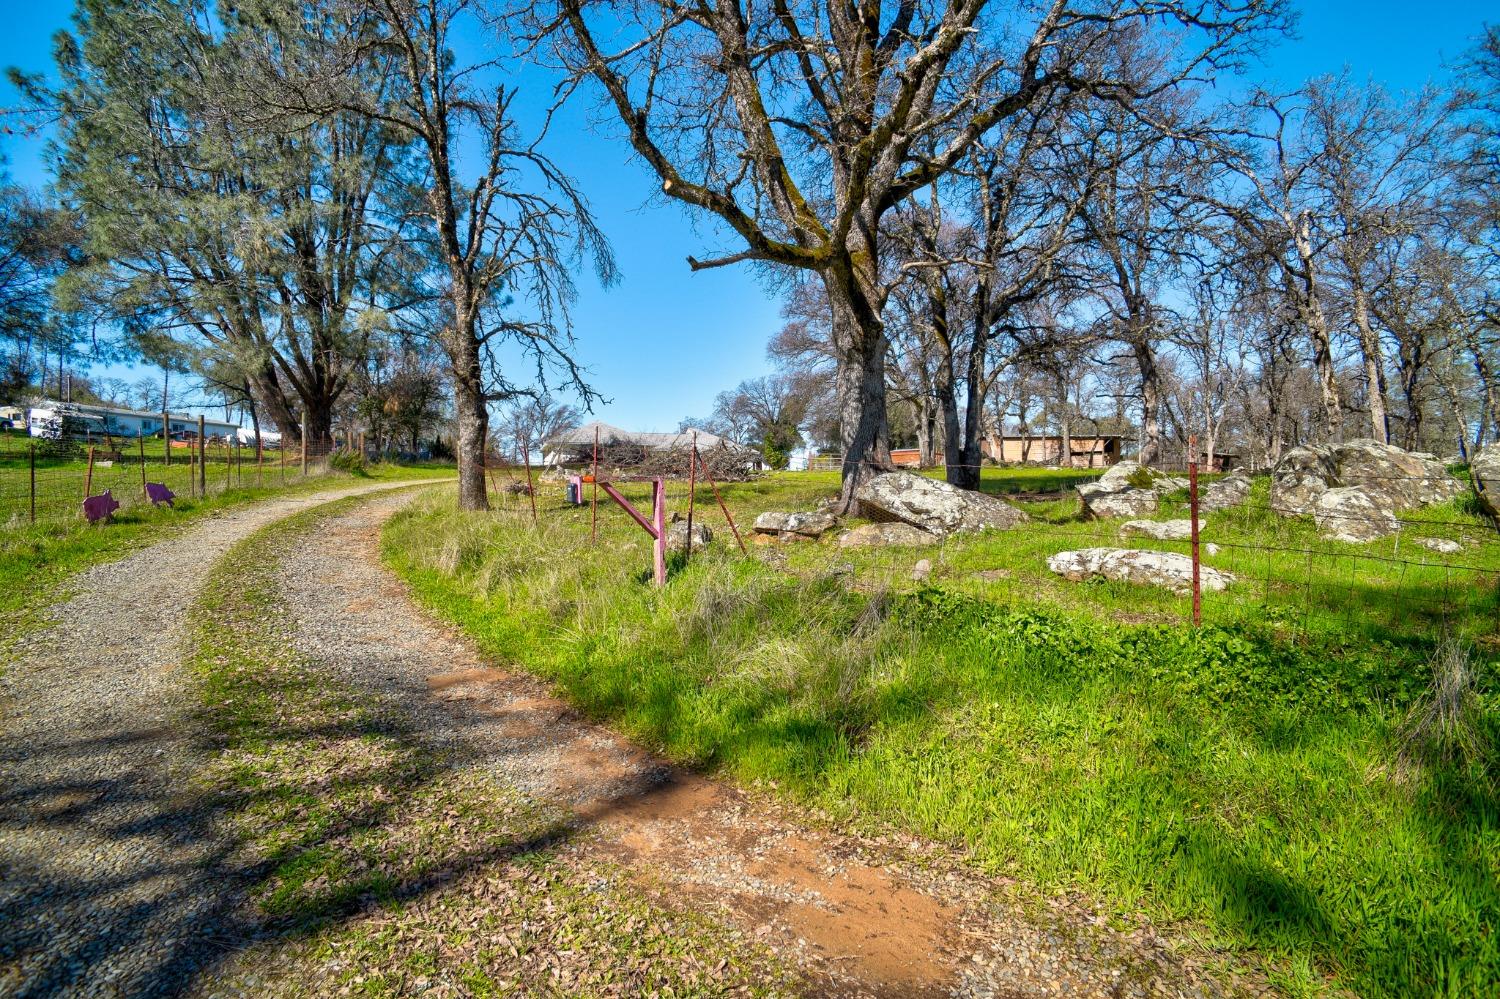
<box><xmin>1270</xmin><ymin>440</ymin><xmax>1460</xmax><ymax>517</ymax></box>
<box><xmin>837</xmin><ymin>522</ymin><xmax>940</xmax><ymax>548</ymax></box>
<box><xmin>1119</xmin><ymin>518</ymin><xmax>1202</xmax><ymax>541</ymax></box>
<box><xmin>1200</xmin><ymin>469</ymin><xmax>1252</xmax><ymax>511</ymax></box>
<box><xmin>1416</xmin><ymin>537</ymin><xmax>1462</xmax><ymax>555</ymax></box>
<box><xmin>752</xmin><ymin>510</ymin><xmax>838</xmax><ymax>539</ymax></box>
<box><xmin>855</xmin><ymin>471</ymin><xmax>1027</xmax><ymax>535</ymax></box>
<box><xmin>1312</xmin><ymin>487</ymin><xmax>1401</xmax><ymax>543</ymax></box>
<box><xmin>1046</xmin><ymin>547</ymin><xmax>1235</xmax><ymax>594</ymax></box>
<box><xmin>1077</xmin><ymin>461</ymin><xmax>1188</xmax><ymax>520</ymax></box>
<box><xmin>1470</xmin><ymin>444</ymin><xmax>1500</xmax><ymax>518</ymax></box>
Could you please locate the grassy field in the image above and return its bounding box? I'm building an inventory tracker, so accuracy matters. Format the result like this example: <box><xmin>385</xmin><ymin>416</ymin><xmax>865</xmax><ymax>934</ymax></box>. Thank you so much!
<box><xmin>383</xmin><ymin>466</ymin><xmax>1499</xmax><ymax>998</ymax></box>
<box><xmin>0</xmin><ymin>458</ymin><xmax>454</xmax><ymax>648</ymax></box>
<box><xmin>0</xmin><ymin>428</ymin><xmax>340</xmax><ymax>526</ymax></box>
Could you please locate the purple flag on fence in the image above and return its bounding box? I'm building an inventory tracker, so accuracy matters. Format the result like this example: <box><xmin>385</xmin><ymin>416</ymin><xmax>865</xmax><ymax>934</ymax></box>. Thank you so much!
<box><xmin>145</xmin><ymin>482</ymin><xmax>175</xmax><ymax>508</ymax></box>
<box><xmin>83</xmin><ymin>490</ymin><xmax>121</xmax><ymax>524</ymax></box>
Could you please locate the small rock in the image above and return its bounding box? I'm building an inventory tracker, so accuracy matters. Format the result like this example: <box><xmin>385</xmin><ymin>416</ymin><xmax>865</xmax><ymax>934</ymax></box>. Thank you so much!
<box><xmin>911</xmin><ymin>559</ymin><xmax>932</xmax><ymax>582</ymax></box>
<box><xmin>1415</xmin><ymin>537</ymin><xmax>1462</xmax><ymax>555</ymax></box>
<box><xmin>666</xmin><ymin>519</ymin><xmax>712</xmax><ymax>552</ymax></box>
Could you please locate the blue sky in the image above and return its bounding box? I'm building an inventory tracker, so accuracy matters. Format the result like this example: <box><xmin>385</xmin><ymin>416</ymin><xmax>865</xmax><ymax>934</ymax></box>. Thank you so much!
<box><xmin>0</xmin><ymin>2</ymin><xmax>1491</xmax><ymax>429</ymax></box>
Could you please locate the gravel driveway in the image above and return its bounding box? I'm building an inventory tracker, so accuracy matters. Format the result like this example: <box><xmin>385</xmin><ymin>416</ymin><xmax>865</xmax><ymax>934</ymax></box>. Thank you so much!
<box><xmin>1</xmin><ymin>485</ymin><xmax>1268</xmax><ymax>998</ymax></box>
<box><xmin>0</xmin><ymin>481</ymin><xmax>444</xmax><ymax>998</ymax></box>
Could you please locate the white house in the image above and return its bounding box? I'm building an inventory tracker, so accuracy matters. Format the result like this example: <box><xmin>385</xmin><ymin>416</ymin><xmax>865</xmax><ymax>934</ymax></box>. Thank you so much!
<box><xmin>28</xmin><ymin>402</ymin><xmax>240</xmax><ymax>441</ymax></box>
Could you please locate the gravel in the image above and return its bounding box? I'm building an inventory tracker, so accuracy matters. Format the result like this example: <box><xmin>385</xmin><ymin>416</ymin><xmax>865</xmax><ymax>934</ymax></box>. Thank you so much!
<box><xmin>0</xmin><ymin>481</ymin><xmax>442</xmax><ymax>998</ymax></box>
<box><xmin>2</xmin><ymin>486</ymin><xmax>1276</xmax><ymax>998</ymax></box>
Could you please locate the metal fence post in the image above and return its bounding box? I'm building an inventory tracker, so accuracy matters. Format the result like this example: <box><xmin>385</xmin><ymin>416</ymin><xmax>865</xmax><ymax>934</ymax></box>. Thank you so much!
<box><xmin>198</xmin><ymin>415</ymin><xmax>207</xmax><ymax>497</ymax></box>
<box><xmin>522</xmin><ymin>447</ymin><xmax>539</xmax><ymax>526</ymax></box>
<box><xmin>300</xmin><ymin>421</ymin><xmax>308</xmax><ymax>477</ymax></box>
<box><xmin>29</xmin><ymin>443</ymin><xmax>36</xmax><ymax>523</ymax></box>
<box><xmin>684</xmin><ymin>431</ymin><xmax>698</xmax><ymax>565</ymax></box>
<box><xmin>652</xmin><ymin>477</ymin><xmax>666</xmax><ymax>586</ymax></box>
<box><xmin>139</xmin><ymin>433</ymin><xmax>147</xmax><ymax>500</ymax></box>
<box><xmin>83</xmin><ymin>445</ymin><xmax>96</xmax><ymax>501</ymax></box>
<box><xmin>591</xmin><ymin>425</ymin><xmax>599</xmax><ymax>544</ymax></box>
<box><xmin>1189</xmin><ymin>433</ymin><xmax>1201</xmax><ymax>627</ymax></box>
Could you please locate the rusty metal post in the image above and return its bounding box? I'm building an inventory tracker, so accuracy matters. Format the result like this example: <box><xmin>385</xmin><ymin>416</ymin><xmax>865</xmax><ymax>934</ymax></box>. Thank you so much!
<box><xmin>591</xmin><ymin>425</ymin><xmax>599</xmax><ymax>544</ymax></box>
<box><xmin>652</xmin><ymin>477</ymin><xmax>667</xmax><ymax>586</ymax></box>
<box><xmin>83</xmin><ymin>445</ymin><xmax>96</xmax><ymax>501</ymax></box>
<box><xmin>522</xmin><ymin>447</ymin><xmax>539</xmax><ymax>526</ymax></box>
<box><xmin>29</xmin><ymin>443</ymin><xmax>36</xmax><ymax>523</ymax></box>
<box><xmin>162</xmin><ymin>410</ymin><xmax>170</xmax><ymax>471</ymax></box>
<box><xmin>1189</xmin><ymin>433</ymin><xmax>1201</xmax><ymax>627</ymax></box>
<box><xmin>684</xmin><ymin>431</ymin><xmax>698</xmax><ymax>565</ymax></box>
<box><xmin>139</xmin><ymin>433</ymin><xmax>148</xmax><ymax>500</ymax></box>
<box><xmin>696</xmin><ymin>448</ymin><xmax>746</xmax><ymax>554</ymax></box>
<box><xmin>197</xmin><ymin>415</ymin><xmax>207</xmax><ymax>497</ymax></box>
<box><xmin>300</xmin><ymin>420</ymin><xmax>308</xmax><ymax>477</ymax></box>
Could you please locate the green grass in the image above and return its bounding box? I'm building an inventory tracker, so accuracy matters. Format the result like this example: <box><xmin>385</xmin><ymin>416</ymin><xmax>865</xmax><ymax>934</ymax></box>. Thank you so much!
<box><xmin>184</xmin><ymin>493</ymin><xmax>799</xmax><ymax>996</ymax></box>
<box><xmin>383</xmin><ymin>468</ymin><xmax>1500</xmax><ymax>998</ymax></box>
<box><xmin>0</xmin><ymin>460</ymin><xmax>455</xmax><ymax>656</ymax></box>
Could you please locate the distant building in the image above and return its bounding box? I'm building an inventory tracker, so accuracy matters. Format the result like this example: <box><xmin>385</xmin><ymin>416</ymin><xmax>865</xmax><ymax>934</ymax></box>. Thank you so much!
<box><xmin>889</xmin><ymin>448</ymin><xmax>936</xmax><ymax>468</ymax></box>
<box><xmin>981</xmin><ymin>434</ymin><xmax>1121</xmax><ymax>468</ymax></box>
<box><xmin>27</xmin><ymin>401</ymin><xmax>239</xmax><ymax>441</ymax></box>
<box><xmin>0</xmin><ymin>406</ymin><xmax>26</xmax><ymax>430</ymax></box>
<box><xmin>542</xmin><ymin>420</ymin><xmax>759</xmax><ymax>469</ymax></box>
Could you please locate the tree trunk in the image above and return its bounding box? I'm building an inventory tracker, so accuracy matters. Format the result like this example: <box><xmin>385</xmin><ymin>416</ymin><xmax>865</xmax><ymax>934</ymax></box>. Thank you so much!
<box><xmin>1350</xmin><ymin>284</ymin><xmax>1390</xmax><ymax>443</ymax></box>
<box><xmin>452</xmin><ymin>307</ymin><xmax>489</xmax><ymax>511</ymax></box>
<box><xmin>829</xmin><ymin>283</ymin><xmax>891</xmax><ymax>512</ymax></box>
<box><xmin>1134</xmin><ymin>340</ymin><xmax>1161</xmax><ymax>465</ymax></box>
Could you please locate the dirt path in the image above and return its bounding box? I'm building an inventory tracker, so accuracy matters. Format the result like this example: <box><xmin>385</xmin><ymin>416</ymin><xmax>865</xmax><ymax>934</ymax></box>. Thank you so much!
<box><xmin>0</xmin><ymin>481</ymin><xmax>445</xmax><ymax>998</ymax></box>
<box><xmin>271</xmin><ymin>494</ymin><xmax>1255</xmax><ymax>998</ymax></box>
<box><xmin>2</xmin><ymin>486</ymin><xmax>1259</xmax><ymax>998</ymax></box>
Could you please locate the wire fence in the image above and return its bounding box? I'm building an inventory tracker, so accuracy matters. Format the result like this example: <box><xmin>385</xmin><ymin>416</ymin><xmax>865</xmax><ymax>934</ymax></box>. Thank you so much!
<box><xmin>0</xmin><ymin>429</ymin><xmax>345</xmax><ymax>528</ymax></box>
<box><xmin>504</xmin><ymin>442</ymin><xmax>1500</xmax><ymax>644</ymax></box>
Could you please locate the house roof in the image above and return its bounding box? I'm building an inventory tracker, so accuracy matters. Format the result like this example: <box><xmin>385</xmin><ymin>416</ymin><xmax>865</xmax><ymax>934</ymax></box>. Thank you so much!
<box><xmin>544</xmin><ymin>420</ymin><xmax>755</xmax><ymax>454</ymax></box>
<box><xmin>32</xmin><ymin>400</ymin><xmax>240</xmax><ymax>429</ymax></box>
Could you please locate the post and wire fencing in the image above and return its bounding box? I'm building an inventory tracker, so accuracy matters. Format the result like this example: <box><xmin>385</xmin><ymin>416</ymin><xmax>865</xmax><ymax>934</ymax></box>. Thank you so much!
<box><xmin>482</xmin><ymin>438</ymin><xmax>1500</xmax><ymax>643</ymax></box>
<box><xmin>0</xmin><ymin>428</ymin><xmax>348</xmax><ymax>528</ymax></box>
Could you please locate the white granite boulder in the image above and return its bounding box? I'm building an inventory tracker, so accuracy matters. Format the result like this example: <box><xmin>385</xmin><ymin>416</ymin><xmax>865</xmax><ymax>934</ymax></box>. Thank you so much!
<box><xmin>1200</xmin><ymin>469</ymin><xmax>1252</xmax><ymax>511</ymax></box>
<box><xmin>1047</xmin><ymin>547</ymin><xmax>1235</xmax><ymax>594</ymax></box>
<box><xmin>1119</xmin><ymin>518</ymin><xmax>1203</xmax><ymax>541</ymax></box>
<box><xmin>1312</xmin><ymin>487</ymin><xmax>1401</xmax><ymax>543</ymax></box>
<box><xmin>837</xmin><ymin>522</ymin><xmax>941</xmax><ymax>548</ymax></box>
<box><xmin>1078</xmin><ymin>461</ymin><xmax>1189</xmax><ymax>520</ymax></box>
<box><xmin>855</xmin><ymin>471</ymin><xmax>1027</xmax><ymax>536</ymax></box>
<box><xmin>753</xmin><ymin>510</ymin><xmax>838</xmax><ymax>539</ymax></box>
<box><xmin>1270</xmin><ymin>440</ymin><xmax>1460</xmax><ymax>517</ymax></box>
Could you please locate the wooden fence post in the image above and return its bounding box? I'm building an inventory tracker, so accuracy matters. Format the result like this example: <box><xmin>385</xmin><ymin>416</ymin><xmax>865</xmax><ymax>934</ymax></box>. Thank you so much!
<box><xmin>300</xmin><ymin>421</ymin><xmax>308</xmax><ymax>477</ymax></box>
<box><xmin>198</xmin><ymin>415</ymin><xmax>207</xmax><ymax>497</ymax></box>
